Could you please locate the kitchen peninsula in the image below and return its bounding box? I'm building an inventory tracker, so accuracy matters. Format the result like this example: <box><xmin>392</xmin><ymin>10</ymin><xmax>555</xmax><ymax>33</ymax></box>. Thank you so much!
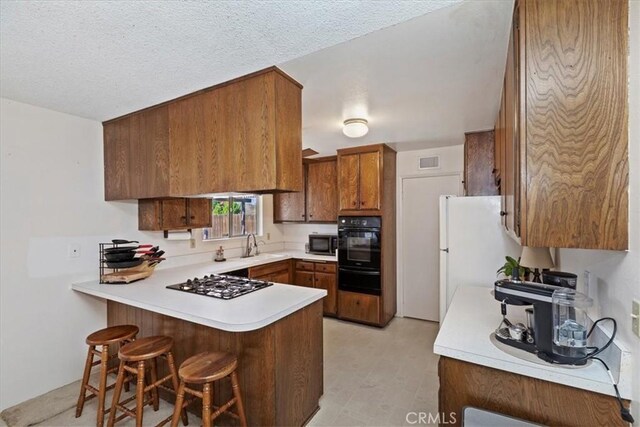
<box><xmin>72</xmin><ymin>255</ymin><xmax>326</xmax><ymax>426</ymax></box>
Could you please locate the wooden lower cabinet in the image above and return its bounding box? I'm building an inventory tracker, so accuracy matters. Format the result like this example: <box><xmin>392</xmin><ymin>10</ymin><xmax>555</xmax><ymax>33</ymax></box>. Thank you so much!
<box><xmin>294</xmin><ymin>260</ymin><xmax>337</xmax><ymax>316</ymax></box>
<box><xmin>314</xmin><ymin>272</ymin><xmax>337</xmax><ymax>316</ymax></box>
<box><xmin>438</xmin><ymin>356</ymin><xmax>629</xmax><ymax>427</ymax></box>
<box><xmin>248</xmin><ymin>260</ymin><xmax>292</xmax><ymax>284</ymax></box>
<box><xmin>294</xmin><ymin>270</ymin><xmax>314</xmax><ymax>288</ymax></box>
<box><xmin>337</xmin><ymin>290</ymin><xmax>379</xmax><ymax>325</ymax></box>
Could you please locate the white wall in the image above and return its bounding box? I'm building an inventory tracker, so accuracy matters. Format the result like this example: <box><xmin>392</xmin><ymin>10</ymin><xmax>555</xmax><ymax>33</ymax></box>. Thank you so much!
<box><xmin>396</xmin><ymin>144</ymin><xmax>464</xmax><ymax>317</ymax></box>
<box><xmin>396</xmin><ymin>144</ymin><xmax>464</xmax><ymax>178</ymax></box>
<box><xmin>0</xmin><ymin>98</ymin><xmax>285</xmax><ymax>410</ymax></box>
<box><xmin>555</xmin><ymin>3</ymin><xmax>640</xmax><ymax>420</ymax></box>
<box><xmin>281</xmin><ymin>223</ymin><xmax>338</xmax><ymax>251</ymax></box>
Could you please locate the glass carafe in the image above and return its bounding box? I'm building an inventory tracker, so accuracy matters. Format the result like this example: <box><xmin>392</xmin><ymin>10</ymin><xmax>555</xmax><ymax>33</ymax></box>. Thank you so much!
<box><xmin>552</xmin><ymin>288</ymin><xmax>593</xmax><ymax>359</ymax></box>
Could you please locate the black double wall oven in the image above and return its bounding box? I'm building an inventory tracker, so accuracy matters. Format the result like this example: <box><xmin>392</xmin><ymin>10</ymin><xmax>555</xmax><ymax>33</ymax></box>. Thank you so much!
<box><xmin>338</xmin><ymin>216</ymin><xmax>382</xmax><ymax>295</ymax></box>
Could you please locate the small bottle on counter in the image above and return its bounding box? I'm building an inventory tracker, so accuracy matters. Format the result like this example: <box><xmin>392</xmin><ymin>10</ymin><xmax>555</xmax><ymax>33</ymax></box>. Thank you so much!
<box><xmin>215</xmin><ymin>246</ymin><xmax>226</xmax><ymax>262</ymax></box>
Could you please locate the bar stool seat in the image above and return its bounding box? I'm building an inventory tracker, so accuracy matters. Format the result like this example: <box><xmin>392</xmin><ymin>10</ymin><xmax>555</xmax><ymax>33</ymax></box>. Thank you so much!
<box><xmin>108</xmin><ymin>335</ymin><xmax>187</xmax><ymax>427</ymax></box>
<box><xmin>179</xmin><ymin>352</ymin><xmax>237</xmax><ymax>384</ymax></box>
<box><xmin>119</xmin><ymin>336</ymin><xmax>173</xmax><ymax>361</ymax></box>
<box><xmin>86</xmin><ymin>325</ymin><xmax>138</xmax><ymax>346</ymax></box>
<box><xmin>76</xmin><ymin>324</ymin><xmax>139</xmax><ymax>427</ymax></box>
<box><xmin>171</xmin><ymin>352</ymin><xmax>247</xmax><ymax>427</ymax></box>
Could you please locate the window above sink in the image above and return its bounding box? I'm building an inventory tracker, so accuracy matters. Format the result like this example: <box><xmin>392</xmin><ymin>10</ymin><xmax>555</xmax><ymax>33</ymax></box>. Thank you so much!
<box><xmin>202</xmin><ymin>194</ymin><xmax>263</xmax><ymax>241</ymax></box>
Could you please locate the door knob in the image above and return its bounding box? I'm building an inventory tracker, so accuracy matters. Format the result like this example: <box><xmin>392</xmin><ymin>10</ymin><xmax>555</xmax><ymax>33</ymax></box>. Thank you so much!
<box><xmin>500</xmin><ymin>211</ymin><xmax>507</xmax><ymax>216</ymax></box>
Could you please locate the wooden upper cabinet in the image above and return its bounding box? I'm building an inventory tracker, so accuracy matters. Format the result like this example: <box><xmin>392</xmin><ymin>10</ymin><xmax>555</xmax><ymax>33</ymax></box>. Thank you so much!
<box><xmin>274</xmin><ymin>164</ymin><xmax>306</xmax><ymax>222</ymax></box>
<box><xmin>337</xmin><ymin>144</ymin><xmax>393</xmax><ymax>214</ymax></box>
<box><xmin>306</xmin><ymin>159</ymin><xmax>338</xmax><ymax>222</ymax></box>
<box><xmin>493</xmin><ymin>0</ymin><xmax>628</xmax><ymax>250</ymax></box>
<box><xmin>138</xmin><ymin>198</ymin><xmax>212</xmax><ymax>231</ymax></box>
<box><xmin>103</xmin><ymin>67</ymin><xmax>302</xmax><ymax>200</ymax></box>
<box><xmin>274</xmin><ymin>157</ymin><xmax>338</xmax><ymax>223</ymax></box>
<box><xmin>358</xmin><ymin>151</ymin><xmax>381</xmax><ymax>210</ymax></box>
<box><xmin>464</xmin><ymin>131</ymin><xmax>499</xmax><ymax>197</ymax></box>
<box><xmin>338</xmin><ymin>154</ymin><xmax>359</xmax><ymax>210</ymax></box>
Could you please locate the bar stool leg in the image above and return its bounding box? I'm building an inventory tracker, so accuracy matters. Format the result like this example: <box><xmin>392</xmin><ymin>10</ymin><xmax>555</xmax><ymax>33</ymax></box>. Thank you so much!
<box><xmin>75</xmin><ymin>345</ymin><xmax>95</xmax><ymax>418</ymax></box>
<box><xmin>96</xmin><ymin>345</ymin><xmax>109</xmax><ymax>427</ymax></box>
<box><xmin>202</xmin><ymin>383</ymin><xmax>212</xmax><ymax>427</ymax></box>
<box><xmin>167</xmin><ymin>352</ymin><xmax>188</xmax><ymax>426</ymax></box>
<box><xmin>230</xmin><ymin>371</ymin><xmax>248</xmax><ymax>427</ymax></box>
<box><xmin>108</xmin><ymin>361</ymin><xmax>126</xmax><ymax>427</ymax></box>
<box><xmin>149</xmin><ymin>358</ymin><xmax>160</xmax><ymax>411</ymax></box>
<box><xmin>119</xmin><ymin>341</ymin><xmax>130</xmax><ymax>393</ymax></box>
<box><xmin>170</xmin><ymin>381</ymin><xmax>186</xmax><ymax>427</ymax></box>
<box><xmin>135</xmin><ymin>361</ymin><xmax>146</xmax><ymax>427</ymax></box>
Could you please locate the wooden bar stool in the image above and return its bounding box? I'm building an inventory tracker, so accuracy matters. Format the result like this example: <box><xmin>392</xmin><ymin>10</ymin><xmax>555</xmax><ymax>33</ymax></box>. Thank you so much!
<box><xmin>76</xmin><ymin>324</ymin><xmax>139</xmax><ymax>427</ymax></box>
<box><xmin>108</xmin><ymin>336</ymin><xmax>188</xmax><ymax>427</ymax></box>
<box><xmin>171</xmin><ymin>352</ymin><xmax>247</xmax><ymax>427</ymax></box>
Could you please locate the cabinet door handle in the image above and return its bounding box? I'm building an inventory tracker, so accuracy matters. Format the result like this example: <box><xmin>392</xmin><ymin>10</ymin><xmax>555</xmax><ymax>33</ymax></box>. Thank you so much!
<box><xmin>190</xmin><ymin>215</ymin><xmax>195</xmax><ymax>220</ymax></box>
<box><xmin>361</xmin><ymin>201</ymin><xmax>366</xmax><ymax>206</ymax></box>
<box><xmin>352</xmin><ymin>201</ymin><xmax>356</xmax><ymax>206</ymax></box>
<box><xmin>309</xmin><ymin>214</ymin><xmax>313</xmax><ymax>218</ymax></box>
<box><xmin>180</xmin><ymin>215</ymin><xmax>187</xmax><ymax>224</ymax></box>
<box><xmin>500</xmin><ymin>211</ymin><xmax>507</xmax><ymax>216</ymax></box>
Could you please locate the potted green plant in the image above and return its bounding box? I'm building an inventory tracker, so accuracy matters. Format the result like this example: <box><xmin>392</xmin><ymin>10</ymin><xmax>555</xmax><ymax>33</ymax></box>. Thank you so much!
<box><xmin>497</xmin><ymin>256</ymin><xmax>529</xmax><ymax>280</ymax></box>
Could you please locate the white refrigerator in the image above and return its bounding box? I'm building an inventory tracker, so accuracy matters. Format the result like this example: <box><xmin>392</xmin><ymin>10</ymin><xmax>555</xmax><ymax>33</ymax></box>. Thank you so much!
<box><xmin>438</xmin><ymin>195</ymin><xmax>521</xmax><ymax>324</ymax></box>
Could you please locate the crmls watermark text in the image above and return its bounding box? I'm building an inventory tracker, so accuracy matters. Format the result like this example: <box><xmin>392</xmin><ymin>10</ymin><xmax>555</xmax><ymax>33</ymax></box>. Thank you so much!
<box><xmin>406</xmin><ymin>411</ymin><xmax>458</xmax><ymax>425</ymax></box>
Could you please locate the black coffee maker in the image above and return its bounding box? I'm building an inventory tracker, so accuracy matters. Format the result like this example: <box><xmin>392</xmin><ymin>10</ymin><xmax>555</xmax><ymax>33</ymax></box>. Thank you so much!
<box><xmin>493</xmin><ymin>279</ymin><xmax>592</xmax><ymax>365</ymax></box>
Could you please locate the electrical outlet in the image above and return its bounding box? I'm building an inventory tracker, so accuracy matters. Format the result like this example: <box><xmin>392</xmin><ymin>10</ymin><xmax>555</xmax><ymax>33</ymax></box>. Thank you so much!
<box><xmin>267</xmin><ymin>232</ymin><xmax>271</xmax><ymax>241</ymax></box>
<box><xmin>190</xmin><ymin>238</ymin><xmax>196</xmax><ymax>249</ymax></box>
<box><xmin>632</xmin><ymin>299</ymin><xmax>640</xmax><ymax>338</ymax></box>
<box><xmin>68</xmin><ymin>244</ymin><xmax>81</xmax><ymax>259</ymax></box>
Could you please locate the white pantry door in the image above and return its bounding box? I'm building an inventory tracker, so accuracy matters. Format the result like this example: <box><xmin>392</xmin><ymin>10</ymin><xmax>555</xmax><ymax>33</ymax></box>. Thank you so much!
<box><xmin>402</xmin><ymin>175</ymin><xmax>461</xmax><ymax>321</ymax></box>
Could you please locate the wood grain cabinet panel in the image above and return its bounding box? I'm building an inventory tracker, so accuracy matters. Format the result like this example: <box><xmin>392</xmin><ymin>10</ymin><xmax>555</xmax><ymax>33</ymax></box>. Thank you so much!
<box><xmin>274</xmin><ymin>157</ymin><xmax>338</xmax><ymax>224</ymax></box>
<box><xmin>294</xmin><ymin>260</ymin><xmax>338</xmax><ymax>316</ymax></box>
<box><xmin>493</xmin><ymin>0</ymin><xmax>628</xmax><ymax>250</ymax></box>
<box><xmin>161</xmin><ymin>199</ymin><xmax>190</xmax><ymax>230</ymax></box>
<box><xmin>273</xmin><ymin>164</ymin><xmax>306</xmax><ymax>222</ymax></box>
<box><xmin>439</xmin><ymin>356</ymin><xmax>629</xmax><ymax>427</ymax></box>
<box><xmin>138</xmin><ymin>198</ymin><xmax>212</xmax><ymax>231</ymax></box>
<box><xmin>307</xmin><ymin>159</ymin><xmax>338</xmax><ymax>222</ymax></box>
<box><xmin>187</xmin><ymin>198</ymin><xmax>213</xmax><ymax>228</ymax></box>
<box><xmin>103</xmin><ymin>67</ymin><xmax>303</xmax><ymax>201</ymax></box>
<box><xmin>314</xmin><ymin>272</ymin><xmax>337</xmax><ymax>316</ymax></box>
<box><xmin>248</xmin><ymin>260</ymin><xmax>292</xmax><ymax>283</ymax></box>
<box><xmin>295</xmin><ymin>270</ymin><xmax>315</xmax><ymax>288</ymax></box>
<box><xmin>337</xmin><ymin>145</ymin><xmax>392</xmax><ymax>214</ymax></box>
<box><xmin>338</xmin><ymin>154</ymin><xmax>359</xmax><ymax>211</ymax></box>
<box><xmin>338</xmin><ymin>290</ymin><xmax>379</xmax><ymax>325</ymax></box>
<box><xmin>358</xmin><ymin>151</ymin><xmax>381</xmax><ymax>210</ymax></box>
<box><xmin>464</xmin><ymin>131</ymin><xmax>499</xmax><ymax>196</ymax></box>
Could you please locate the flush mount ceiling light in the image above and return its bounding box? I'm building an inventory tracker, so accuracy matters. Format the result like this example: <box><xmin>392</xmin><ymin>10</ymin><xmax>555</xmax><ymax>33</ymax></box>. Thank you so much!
<box><xmin>342</xmin><ymin>118</ymin><xmax>369</xmax><ymax>138</ymax></box>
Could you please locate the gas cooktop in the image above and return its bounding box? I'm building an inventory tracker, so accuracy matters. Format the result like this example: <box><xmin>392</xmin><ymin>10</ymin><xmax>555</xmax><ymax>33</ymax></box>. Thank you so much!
<box><xmin>166</xmin><ymin>274</ymin><xmax>273</xmax><ymax>300</ymax></box>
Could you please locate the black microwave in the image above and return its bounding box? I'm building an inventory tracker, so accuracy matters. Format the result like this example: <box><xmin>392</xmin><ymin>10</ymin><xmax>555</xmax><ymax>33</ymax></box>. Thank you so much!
<box><xmin>308</xmin><ymin>234</ymin><xmax>338</xmax><ymax>256</ymax></box>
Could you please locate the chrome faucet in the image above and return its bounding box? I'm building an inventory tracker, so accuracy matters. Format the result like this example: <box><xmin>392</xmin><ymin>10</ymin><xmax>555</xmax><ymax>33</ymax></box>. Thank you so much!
<box><xmin>244</xmin><ymin>233</ymin><xmax>258</xmax><ymax>258</ymax></box>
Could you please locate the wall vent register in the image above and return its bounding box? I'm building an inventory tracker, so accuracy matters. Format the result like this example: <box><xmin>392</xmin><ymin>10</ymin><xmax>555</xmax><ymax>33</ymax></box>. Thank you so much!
<box><xmin>419</xmin><ymin>156</ymin><xmax>440</xmax><ymax>170</ymax></box>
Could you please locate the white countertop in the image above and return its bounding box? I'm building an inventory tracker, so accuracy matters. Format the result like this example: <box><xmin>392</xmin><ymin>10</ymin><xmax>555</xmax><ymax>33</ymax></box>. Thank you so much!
<box><xmin>72</xmin><ymin>251</ymin><xmax>329</xmax><ymax>332</ymax></box>
<box><xmin>434</xmin><ymin>286</ymin><xmax>632</xmax><ymax>399</ymax></box>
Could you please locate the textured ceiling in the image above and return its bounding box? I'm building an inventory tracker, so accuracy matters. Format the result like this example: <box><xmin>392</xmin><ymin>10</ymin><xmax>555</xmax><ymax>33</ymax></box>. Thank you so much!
<box><xmin>280</xmin><ymin>0</ymin><xmax>513</xmax><ymax>154</ymax></box>
<box><xmin>0</xmin><ymin>0</ymin><xmax>462</xmax><ymax>121</ymax></box>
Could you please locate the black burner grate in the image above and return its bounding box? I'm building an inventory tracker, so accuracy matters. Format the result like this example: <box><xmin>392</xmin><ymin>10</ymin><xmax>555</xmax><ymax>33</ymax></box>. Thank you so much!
<box><xmin>166</xmin><ymin>274</ymin><xmax>273</xmax><ymax>300</ymax></box>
